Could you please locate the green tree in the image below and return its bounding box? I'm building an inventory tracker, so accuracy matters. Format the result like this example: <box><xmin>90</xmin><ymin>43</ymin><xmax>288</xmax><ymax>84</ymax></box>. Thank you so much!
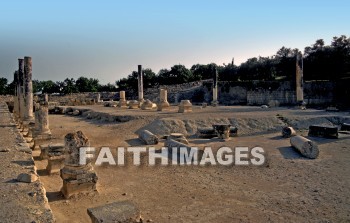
<box><xmin>0</xmin><ymin>77</ymin><xmax>8</xmax><ymax>95</ymax></box>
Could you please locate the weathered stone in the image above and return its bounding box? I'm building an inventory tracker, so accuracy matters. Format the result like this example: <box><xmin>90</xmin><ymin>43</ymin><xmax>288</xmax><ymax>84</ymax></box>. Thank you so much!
<box><xmin>34</xmin><ymin>102</ymin><xmax>51</xmax><ymax>137</ymax></box>
<box><xmin>23</xmin><ymin>57</ymin><xmax>34</xmax><ymax>122</ymax></box>
<box><xmin>141</xmin><ymin>99</ymin><xmax>153</xmax><ymax>110</ymax></box>
<box><xmin>40</xmin><ymin>143</ymin><xmax>65</xmax><ymax>160</ymax></box>
<box><xmin>87</xmin><ymin>201</ymin><xmax>141</xmax><ymax>223</ymax></box>
<box><xmin>129</xmin><ymin>100</ymin><xmax>140</xmax><ymax>109</ymax></box>
<box><xmin>60</xmin><ymin>163</ymin><xmax>98</xmax><ymax>198</ymax></box>
<box><xmin>139</xmin><ymin>130</ymin><xmax>159</xmax><ymax>145</ymax></box>
<box><xmin>308</xmin><ymin>125</ymin><xmax>338</xmax><ymax>139</ymax></box>
<box><xmin>47</xmin><ymin>156</ymin><xmax>65</xmax><ymax>175</ymax></box>
<box><xmin>60</xmin><ymin>131</ymin><xmax>97</xmax><ymax>198</ymax></box>
<box><xmin>17</xmin><ymin>173</ymin><xmax>38</xmax><ymax>183</ymax></box>
<box><xmin>201</xmin><ymin>103</ymin><xmax>207</xmax><ymax>108</ymax></box>
<box><xmin>178</xmin><ymin>100</ymin><xmax>192</xmax><ymax>113</ymax></box>
<box><xmin>72</xmin><ymin>110</ymin><xmax>80</xmax><ymax>116</ymax></box>
<box><xmin>290</xmin><ymin>135</ymin><xmax>319</xmax><ymax>159</ymax></box>
<box><xmin>282</xmin><ymin>126</ymin><xmax>296</xmax><ymax>138</ymax></box>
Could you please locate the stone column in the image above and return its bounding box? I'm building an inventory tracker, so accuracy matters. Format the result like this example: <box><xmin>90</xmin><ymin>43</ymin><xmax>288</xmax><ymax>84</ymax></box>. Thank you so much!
<box><xmin>296</xmin><ymin>54</ymin><xmax>304</xmax><ymax>103</ymax></box>
<box><xmin>96</xmin><ymin>93</ymin><xmax>101</xmax><ymax>102</ymax></box>
<box><xmin>212</xmin><ymin>67</ymin><xmax>218</xmax><ymax>106</ymax></box>
<box><xmin>157</xmin><ymin>89</ymin><xmax>170</xmax><ymax>111</ymax></box>
<box><xmin>13</xmin><ymin>71</ymin><xmax>19</xmax><ymax>119</ymax></box>
<box><xmin>138</xmin><ymin>65</ymin><xmax>144</xmax><ymax>102</ymax></box>
<box><xmin>118</xmin><ymin>91</ymin><xmax>127</xmax><ymax>108</ymax></box>
<box><xmin>60</xmin><ymin>131</ymin><xmax>98</xmax><ymax>198</ymax></box>
<box><xmin>23</xmin><ymin>56</ymin><xmax>34</xmax><ymax>121</ymax></box>
<box><xmin>18</xmin><ymin>59</ymin><xmax>25</xmax><ymax>122</ymax></box>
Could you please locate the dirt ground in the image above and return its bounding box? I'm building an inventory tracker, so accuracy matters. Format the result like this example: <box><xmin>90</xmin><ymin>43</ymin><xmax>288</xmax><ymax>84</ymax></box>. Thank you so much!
<box><xmin>33</xmin><ymin>106</ymin><xmax>350</xmax><ymax>223</ymax></box>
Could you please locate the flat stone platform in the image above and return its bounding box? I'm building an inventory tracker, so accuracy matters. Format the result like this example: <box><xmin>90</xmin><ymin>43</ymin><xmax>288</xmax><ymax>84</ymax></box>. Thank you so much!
<box><xmin>0</xmin><ymin>102</ymin><xmax>54</xmax><ymax>222</ymax></box>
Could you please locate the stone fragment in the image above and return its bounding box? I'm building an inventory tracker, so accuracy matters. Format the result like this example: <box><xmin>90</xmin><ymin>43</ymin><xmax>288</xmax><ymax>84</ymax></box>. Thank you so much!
<box><xmin>17</xmin><ymin>173</ymin><xmax>38</xmax><ymax>183</ymax></box>
<box><xmin>141</xmin><ymin>99</ymin><xmax>153</xmax><ymax>110</ymax></box>
<box><xmin>72</xmin><ymin>110</ymin><xmax>80</xmax><ymax>116</ymax></box>
<box><xmin>87</xmin><ymin>201</ymin><xmax>141</xmax><ymax>223</ymax></box>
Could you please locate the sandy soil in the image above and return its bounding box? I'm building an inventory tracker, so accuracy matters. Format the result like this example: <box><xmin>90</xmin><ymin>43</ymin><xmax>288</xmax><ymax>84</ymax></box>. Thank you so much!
<box><xmin>33</xmin><ymin>106</ymin><xmax>350</xmax><ymax>223</ymax></box>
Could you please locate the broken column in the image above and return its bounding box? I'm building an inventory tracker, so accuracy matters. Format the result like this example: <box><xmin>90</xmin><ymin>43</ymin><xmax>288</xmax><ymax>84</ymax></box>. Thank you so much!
<box><xmin>178</xmin><ymin>100</ymin><xmax>192</xmax><ymax>113</ymax></box>
<box><xmin>23</xmin><ymin>56</ymin><xmax>34</xmax><ymax>122</ymax></box>
<box><xmin>282</xmin><ymin>126</ymin><xmax>296</xmax><ymax>138</ymax></box>
<box><xmin>296</xmin><ymin>54</ymin><xmax>304</xmax><ymax>104</ymax></box>
<box><xmin>139</xmin><ymin>130</ymin><xmax>159</xmax><ymax>145</ymax></box>
<box><xmin>212</xmin><ymin>67</ymin><xmax>218</xmax><ymax>106</ymax></box>
<box><xmin>118</xmin><ymin>91</ymin><xmax>127</xmax><ymax>108</ymax></box>
<box><xmin>157</xmin><ymin>89</ymin><xmax>170</xmax><ymax>111</ymax></box>
<box><xmin>290</xmin><ymin>135</ymin><xmax>319</xmax><ymax>159</ymax></box>
<box><xmin>128</xmin><ymin>100</ymin><xmax>140</xmax><ymax>109</ymax></box>
<box><xmin>138</xmin><ymin>65</ymin><xmax>144</xmax><ymax>102</ymax></box>
<box><xmin>60</xmin><ymin>131</ymin><xmax>98</xmax><ymax>198</ymax></box>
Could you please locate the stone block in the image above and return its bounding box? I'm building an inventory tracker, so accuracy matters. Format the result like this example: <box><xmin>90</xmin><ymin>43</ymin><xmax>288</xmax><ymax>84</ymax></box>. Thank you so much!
<box><xmin>87</xmin><ymin>201</ymin><xmax>141</xmax><ymax>223</ymax></box>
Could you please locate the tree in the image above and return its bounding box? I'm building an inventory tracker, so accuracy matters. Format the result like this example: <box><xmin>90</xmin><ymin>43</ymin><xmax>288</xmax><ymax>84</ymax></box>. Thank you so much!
<box><xmin>62</xmin><ymin>78</ymin><xmax>78</xmax><ymax>94</ymax></box>
<box><xmin>0</xmin><ymin>77</ymin><xmax>8</xmax><ymax>95</ymax></box>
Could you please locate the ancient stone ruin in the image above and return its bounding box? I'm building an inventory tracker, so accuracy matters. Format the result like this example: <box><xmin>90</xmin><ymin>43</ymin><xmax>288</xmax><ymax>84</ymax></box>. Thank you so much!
<box><xmin>60</xmin><ymin>131</ymin><xmax>98</xmax><ymax>198</ymax></box>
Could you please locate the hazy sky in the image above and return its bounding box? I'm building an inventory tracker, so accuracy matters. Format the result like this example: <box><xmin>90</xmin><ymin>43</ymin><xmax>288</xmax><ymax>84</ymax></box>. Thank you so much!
<box><xmin>1</xmin><ymin>0</ymin><xmax>349</xmax><ymax>84</ymax></box>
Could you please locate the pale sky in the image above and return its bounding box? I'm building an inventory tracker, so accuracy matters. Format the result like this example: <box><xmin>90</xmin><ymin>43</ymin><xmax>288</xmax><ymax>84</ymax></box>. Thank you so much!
<box><xmin>1</xmin><ymin>0</ymin><xmax>349</xmax><ymax>84</ymax></box>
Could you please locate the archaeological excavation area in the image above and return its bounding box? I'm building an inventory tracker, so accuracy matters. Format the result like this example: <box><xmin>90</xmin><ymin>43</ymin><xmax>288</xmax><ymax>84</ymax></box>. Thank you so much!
<box><xmin>0</xmin><ymin>58</ymin><xmax>350</xmax><ymax>223</ymax></box>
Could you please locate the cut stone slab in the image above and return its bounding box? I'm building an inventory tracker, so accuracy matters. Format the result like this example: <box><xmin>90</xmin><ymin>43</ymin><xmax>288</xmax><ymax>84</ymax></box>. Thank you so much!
<box><xmin>17</xmin><ymin>173</ymin><xmax>38</xmax><ymax>183</ymax></box>
<box><xmin>87</xmin><ymin>201</ymin><xmax>141</xmax><ymax>223</ymax></box>
<box><xmin>308</xmin><ymin>125</ymin><xmax>338</xmax><ymax>139</ymax></box>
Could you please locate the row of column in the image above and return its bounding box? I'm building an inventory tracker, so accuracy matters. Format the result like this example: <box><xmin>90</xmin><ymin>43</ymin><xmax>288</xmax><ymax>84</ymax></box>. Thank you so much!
<box><xmin>13</xmin><ymin>57</ymin><xmax>51</xmax><ymax>140</ymax></box>
<box><xmin>13</xmin><ymin>57</ymin><xmax>34</xmax><ymax>125</ymax></box>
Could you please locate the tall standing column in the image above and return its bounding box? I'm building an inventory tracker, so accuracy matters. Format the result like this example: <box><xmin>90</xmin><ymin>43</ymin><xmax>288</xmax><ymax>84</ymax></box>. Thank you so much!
<box><xmin>296</xmin><ymin>54</ymin><xmax>304</xmax><ymax>103</ymax></box>
<box><xmin>13</xmin><ymin>71</ymin><xmax>19</xmax><ymax>119</ymax></box>
<box><xmin>18</xmin><ymin>59</ymin><xmax>25</xmax><ymax>122</ymax></box>
<box><xmin>138</xmin><ymin>65</ymin><xmax>144</xmax><ymax>101</ymax></box>
<box><xmin>212</xmin><ymin>67</ymin><xmax>218</xmax><ymax>106</ymax></box>
<box><xmin>24</xmin><ymin>56</ymin><xmax>34</xmax><ymax>121</ymax></box>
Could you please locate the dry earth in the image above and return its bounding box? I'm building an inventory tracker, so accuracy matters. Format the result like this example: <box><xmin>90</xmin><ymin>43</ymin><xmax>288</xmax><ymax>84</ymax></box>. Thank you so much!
<box><xmin>32</xmin><ymin>105</ymin><xmax>350</xmax><ymax>223</ymax></box>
